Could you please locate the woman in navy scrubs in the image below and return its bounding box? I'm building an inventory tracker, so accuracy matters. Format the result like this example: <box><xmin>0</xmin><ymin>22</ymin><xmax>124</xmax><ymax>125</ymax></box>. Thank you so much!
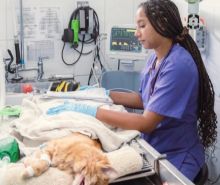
<box><xmin>96</xmin><ymin>0</ymin><xmax>217</xmax><ymax>181</ymax></box>
<box><xmin>57</xmin><ymin>0</ymin><xmax>217</xmax><ymax>181</ymax></box>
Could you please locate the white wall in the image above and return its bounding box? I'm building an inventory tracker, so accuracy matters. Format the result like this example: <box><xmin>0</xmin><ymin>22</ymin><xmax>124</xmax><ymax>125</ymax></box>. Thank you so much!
<box><xmin>2</xmin><ymin>0</ymin><xmax>107</xmax><ymax>84</ymax></box>
<box><xmin>0</xmin><ymin>0</ymin><xmax>146</xmax><ymax>85</ymax></box>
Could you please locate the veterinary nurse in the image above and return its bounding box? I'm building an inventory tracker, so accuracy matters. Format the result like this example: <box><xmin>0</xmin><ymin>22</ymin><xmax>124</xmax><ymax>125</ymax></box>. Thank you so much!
<box><xmin>96</xmin><ymin>0</ymin><xmax>217</xmax><ymax>181</ymax></box>
<box><xmin>62</xmin><ymin>0</ymin><xmax>217</xmax><ymax>181</ymax></box>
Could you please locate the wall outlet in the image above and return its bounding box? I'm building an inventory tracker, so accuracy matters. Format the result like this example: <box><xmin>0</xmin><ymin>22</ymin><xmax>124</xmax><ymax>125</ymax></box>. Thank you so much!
<box><xmin>195</xmin><ymin>25</ymin><xmax>207</xmax><ymax>52</ymax></box>
<box><xmin>77</xmin><ymin>1</ymin><xmax>89</xmax><ymax>7</ymax></box>
<box><xmin>189</xmin><ymin>25</ymin><xmax>207</xmax><ymax>52</ymax></box>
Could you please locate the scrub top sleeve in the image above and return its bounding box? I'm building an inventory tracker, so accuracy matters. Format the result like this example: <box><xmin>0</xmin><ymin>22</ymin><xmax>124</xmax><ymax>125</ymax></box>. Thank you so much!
<box><xmin>146</xmin><ymin>59</ymin><xmax>198</xmax><ymax>119</ymax></box>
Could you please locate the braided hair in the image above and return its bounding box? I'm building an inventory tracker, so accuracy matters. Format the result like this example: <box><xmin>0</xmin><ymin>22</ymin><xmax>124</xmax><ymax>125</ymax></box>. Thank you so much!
<box><xmin>139</xmin><ymin>0</ymin><xmax>217</xmax><ymax>149</ymax></box>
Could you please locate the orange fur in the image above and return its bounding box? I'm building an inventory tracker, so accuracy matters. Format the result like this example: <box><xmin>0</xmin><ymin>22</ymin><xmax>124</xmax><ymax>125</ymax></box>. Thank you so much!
<box><xmin>22</xmin><ymin>133</ymin><xmax>117</xmax><ymax>185</ymax></box>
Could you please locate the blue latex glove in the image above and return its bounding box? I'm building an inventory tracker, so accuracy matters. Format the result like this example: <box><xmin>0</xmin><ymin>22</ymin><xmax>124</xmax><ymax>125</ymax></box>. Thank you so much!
<box><xmin>46</xmin><ymin>101</ymin><xmax>97</xmax><ymax>117</ymax></box>
<box><xmin>106</xmin><ymin>89</ymin><xmax>110</xmax><ymax>96</ymax></box>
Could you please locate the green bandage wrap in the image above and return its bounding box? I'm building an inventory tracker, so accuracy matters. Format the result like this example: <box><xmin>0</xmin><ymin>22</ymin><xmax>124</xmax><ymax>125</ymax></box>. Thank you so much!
<box><xmin>71</xmin><ymin>19</ymin><xmax>79</xmax><ymax>46</ymax></box>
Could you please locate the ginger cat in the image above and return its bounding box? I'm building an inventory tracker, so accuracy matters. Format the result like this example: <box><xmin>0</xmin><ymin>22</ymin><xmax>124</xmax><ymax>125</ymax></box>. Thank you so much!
<box><xmin>21</xmin><ymin>133</ymin><xmax>117</xmax><ymax>185</ymax></box>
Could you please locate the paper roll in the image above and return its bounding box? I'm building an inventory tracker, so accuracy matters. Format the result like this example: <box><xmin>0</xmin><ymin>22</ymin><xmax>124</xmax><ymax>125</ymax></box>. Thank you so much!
<box><xmin>0</xmin><ymin>50</ymin><xmax>6</xmax><ymax>108</ymax></box>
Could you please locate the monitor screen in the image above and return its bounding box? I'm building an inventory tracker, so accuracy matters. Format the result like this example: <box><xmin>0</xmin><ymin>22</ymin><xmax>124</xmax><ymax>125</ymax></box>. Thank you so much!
<box><xmin>110</xmin><ymin>27</ymin><xmax>142</xmax><ymax>53</ymax></box>
<box><xmin>107</xmin><ymin>26</ymin><xmax>148</xmax><ymax>60</ymax></box>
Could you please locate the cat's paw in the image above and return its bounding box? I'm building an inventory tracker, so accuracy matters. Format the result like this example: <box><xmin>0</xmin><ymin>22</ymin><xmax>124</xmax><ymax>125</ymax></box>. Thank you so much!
<box><xmin>21</xmin><ymin>166</ymin><xmax>35</xmax><ymax>179</ymax></box>
<box><xmin>21</xmin><ymin>157</ymin><xmax>35</xmax><ymax>179</ymax></box>
<box><xmin>21</xmin><ymin>153</ymin><xmax>52</xmax><ymax>179</ymax></box>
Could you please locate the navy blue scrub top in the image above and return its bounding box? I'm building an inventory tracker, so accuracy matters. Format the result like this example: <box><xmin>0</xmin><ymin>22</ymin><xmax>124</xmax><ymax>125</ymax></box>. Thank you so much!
<box><xmin>140</xmin><ymin>44</ymin><xmax>205</xmax><ymax>180</ymax></box>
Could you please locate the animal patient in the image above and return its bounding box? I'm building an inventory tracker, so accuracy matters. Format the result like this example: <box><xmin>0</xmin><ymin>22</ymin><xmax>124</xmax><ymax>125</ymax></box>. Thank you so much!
<box><xmin>21</xmin><ymin>132</ymin><xmax>117</xmax><ymax>185</ymax></box>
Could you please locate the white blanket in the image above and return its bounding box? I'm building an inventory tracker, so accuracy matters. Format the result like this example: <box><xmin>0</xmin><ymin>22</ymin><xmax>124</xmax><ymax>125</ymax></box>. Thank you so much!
<box><xmin>12</xmin><ymin>88</ymin><xmax>140</xmax><ymax>153</ymax></box>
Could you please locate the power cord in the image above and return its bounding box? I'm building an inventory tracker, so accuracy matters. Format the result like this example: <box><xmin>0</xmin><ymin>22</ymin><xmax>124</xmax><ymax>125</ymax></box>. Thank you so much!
<box><xmin>88</xmin><ymin>35</ymin><xmax>105</xmax><ymax>85</ymax></box>
<box><xmin>61</xmin><ymin>6</ymin><xmax>100</xmax><ymax>66</ymax></box>
<box><xmin>61</xmin><ymin>36</ymin><xmax>85</xmax><ymax>65</ymax></box>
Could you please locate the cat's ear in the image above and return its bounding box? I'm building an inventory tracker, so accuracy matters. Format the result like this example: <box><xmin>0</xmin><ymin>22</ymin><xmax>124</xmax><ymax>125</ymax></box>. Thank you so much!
<box><xmin>101</xmin><ymin>166</ymin><xmax>118</xmax><ymax>180</ymax></box>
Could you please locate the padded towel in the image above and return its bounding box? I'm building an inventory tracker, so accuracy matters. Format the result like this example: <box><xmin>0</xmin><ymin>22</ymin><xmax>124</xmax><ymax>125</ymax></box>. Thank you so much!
<box><xmin>107</xmin><ymin>146</ymin><xmax>144</xmax><ymax>180</ymax></box>
<box><xmin>11</xmin><ymin>89</ymin><xmax>140</xmax><ymax>152</ymax></box>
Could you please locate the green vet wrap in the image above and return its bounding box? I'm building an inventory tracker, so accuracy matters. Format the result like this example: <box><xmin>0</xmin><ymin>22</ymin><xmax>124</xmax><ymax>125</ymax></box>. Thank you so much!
<box><xmin>71</xmin><ymin>19</ymin><xmax>79</xmax><ymax>46</ymax></box>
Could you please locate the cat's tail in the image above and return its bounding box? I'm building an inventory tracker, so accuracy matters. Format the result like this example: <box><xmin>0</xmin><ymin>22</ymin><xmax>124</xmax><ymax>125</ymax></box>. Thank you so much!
<box><xmin>21</xmin><ymin>153</ymin><xmax>52</xmax><ymax>179</ymax></box>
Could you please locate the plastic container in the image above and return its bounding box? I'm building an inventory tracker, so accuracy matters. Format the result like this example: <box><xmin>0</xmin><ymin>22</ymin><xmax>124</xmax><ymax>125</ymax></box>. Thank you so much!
<box><xmin>0</xmin><ymin>137</ymin><xmax>20</xmax><ymax>163</ymax></box>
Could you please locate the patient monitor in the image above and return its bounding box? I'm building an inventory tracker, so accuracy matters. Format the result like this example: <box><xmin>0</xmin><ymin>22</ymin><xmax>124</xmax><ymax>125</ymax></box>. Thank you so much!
<box><xmin>107</xmin><ymin>26</ymin><xmax>148</xmax><ymax>60</ymax></box>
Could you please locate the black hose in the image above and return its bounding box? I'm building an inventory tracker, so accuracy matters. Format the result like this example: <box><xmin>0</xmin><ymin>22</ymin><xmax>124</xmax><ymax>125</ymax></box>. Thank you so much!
<box><xmin>7</xmin><ymin>49</ymin><xmax>15</xmax><ymax>74</ymax></box>
<box><xmin>14</xmin><ymin>41</ymin><xmax>21</xmax><ymax>65</ymax></box>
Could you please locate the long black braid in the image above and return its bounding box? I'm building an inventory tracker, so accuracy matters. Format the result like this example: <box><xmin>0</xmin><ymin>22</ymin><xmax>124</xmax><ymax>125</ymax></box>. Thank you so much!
<box><xmin>139</xmin><ymin>0</ymin><xmax>217</xmax><ymax>149</ymax></box>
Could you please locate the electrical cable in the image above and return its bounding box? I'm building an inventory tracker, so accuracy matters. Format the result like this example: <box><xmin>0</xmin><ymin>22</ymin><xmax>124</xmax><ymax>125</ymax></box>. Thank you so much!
<box><xmin>88</xmin><ymin>60</ymin><xmax>95</xmax><ymax>85</ymax></box>
<box><xmin>118</xmin><ymin>59</ymin><xmax>121</xmax><ymax>70</ymax></box>
<box><xmin>61</xmin><ymin>6</ymin><xmax>100</xmax><ymax>66</ymax></box>
<box><xmin>69</xmin><ymin>6</ymin><xmax>100</xmax><ymax>43</ymax></box>
<box><xmin>87</xmin><ymin>35</ymin><xmax>105</xmax><ymax>85</ymax></box>
<box><xmin>73</xmin><ymin>47</ymin><xmax>93</xmax><ymax>55</ymax></box>
<box><xmin>95</xmin><ymin>39</ymin><xmax>103</xmax><ymax>69</ymax></box>
<box><xmin>61</xmin><ymin>36</ymin><xmax>85</xmax><ymax>65</ymax></box>
<box><xmin>70</xmin><ymin>6</ymin><xmax>101</xmax><ymax>84</ymax></box>
<box><xmin>6</xmin><ymin>49</ymin><xmax>15</xmax><ymax>74</ymax></box>
<box><xmin>75</xmin><ymin>8</ymin><xmax>100</xmax><ymax>44</ymax></box>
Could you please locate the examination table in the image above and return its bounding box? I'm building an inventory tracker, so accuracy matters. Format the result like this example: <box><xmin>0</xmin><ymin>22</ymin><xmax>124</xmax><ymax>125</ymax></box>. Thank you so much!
<box><xmin>0</xmin><ymin>88</ymin><xmax>195</xmax><ymax>185</ymax></box>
